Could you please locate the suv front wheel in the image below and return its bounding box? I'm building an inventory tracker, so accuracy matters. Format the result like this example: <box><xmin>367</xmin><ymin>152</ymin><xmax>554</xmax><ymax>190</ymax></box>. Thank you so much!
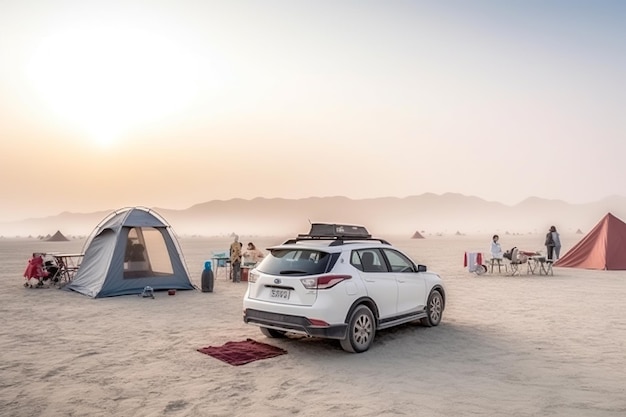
<box><xmin>340</xmin><ymin>305</ymin><xmax>376</xmax><ymax>353</ymax></box>
<box><xmin>421</xmin><ymin>290</ymin><xmax>443</xmax><ymax>327</ymax></box>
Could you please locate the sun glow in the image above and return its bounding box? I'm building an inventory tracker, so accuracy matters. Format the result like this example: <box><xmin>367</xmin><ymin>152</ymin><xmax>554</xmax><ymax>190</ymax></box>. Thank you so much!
<box><xmin>27</xmin><ymin>21</ymin><xmax>200</xmax><ymax>146</ymax></box>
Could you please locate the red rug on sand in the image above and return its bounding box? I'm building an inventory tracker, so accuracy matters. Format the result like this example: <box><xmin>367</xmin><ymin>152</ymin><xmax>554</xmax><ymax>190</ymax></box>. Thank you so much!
<box><xmin>197</xmin><ymin>338</ymin><xmax>287</xmax><ymax>366</ymax></box>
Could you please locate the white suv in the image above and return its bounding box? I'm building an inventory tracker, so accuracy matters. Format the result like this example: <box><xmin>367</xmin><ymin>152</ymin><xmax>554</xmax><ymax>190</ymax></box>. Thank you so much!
<box><xmin>243</xmin><ymin>223</ymin><xmax>446</xmax><ymax>353</ymax></box>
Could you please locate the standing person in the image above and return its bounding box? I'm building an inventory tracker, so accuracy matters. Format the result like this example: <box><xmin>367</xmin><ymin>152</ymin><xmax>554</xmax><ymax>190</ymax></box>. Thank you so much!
<box><xmin>230</xmin><ymin>235</ymin><xmax>242</xmax><ymax>283</ymax></box>
<box><xmin>545</xmin><ymin>226</ymin><xmax>559</xmax><ymax>261</ymax></box>
<box><xmin>550</xmin><ymin>225</ymin><xmax>562</xmax><ymax>260</ymax></box>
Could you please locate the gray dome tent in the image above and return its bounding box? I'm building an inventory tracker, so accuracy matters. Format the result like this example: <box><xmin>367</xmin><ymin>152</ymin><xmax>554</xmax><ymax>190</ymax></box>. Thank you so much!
<box><xmin>47</xmin><ymin>230</ymin><xmax>69</xmax><ymax>241</ymax></box>
<box><xmin>66</xmin><ymin>207</ymin><xmax>195</xmax><ymax>298</ymax></box>
<box><xmin>411</xmin><ymin>231</ymin><xmax>425</xmax><ymax>239</ymax></box>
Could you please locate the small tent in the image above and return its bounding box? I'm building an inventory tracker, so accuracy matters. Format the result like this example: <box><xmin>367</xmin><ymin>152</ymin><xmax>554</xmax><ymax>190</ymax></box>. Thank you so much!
<box><xmin>66</xmin><ymin>207</ymin><xmax>195</xmax><ymax>298</ymax></box>
<box><xmin>47</xmin><ymin>230</ymin><xmax>69</xmax><ymax>241</ymax></box>
<box><xmin>555</xmin><ymin>212</ymin><xmax>626</xmax><ymax>270</ymax></box>
<box><xmin>411</xmin><ymin>231</ymin><xmax>425</xmax><ymax>239</ymax></box>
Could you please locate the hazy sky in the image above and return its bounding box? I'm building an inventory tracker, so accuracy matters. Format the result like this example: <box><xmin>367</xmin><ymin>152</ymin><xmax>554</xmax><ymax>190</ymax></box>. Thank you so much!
<box><xmin>1</xmin><ymin>0</ymin><xmax>624</xmax><ymax>222</ymax></box>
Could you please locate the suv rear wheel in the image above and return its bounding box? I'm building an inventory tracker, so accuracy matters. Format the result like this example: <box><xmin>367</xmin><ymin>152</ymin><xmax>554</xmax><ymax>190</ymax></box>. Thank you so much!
<box><xmin>340</xmin><ymin>305</ymin><xmax>375</xmax><ymax>353</ymax></box>
<box><xmin>421</xmin><ymin>290</ymin><xmax>443</xmax><ymax>327</ymax></box>
<box><xmin>260</xmin><ymin>327</ymin><xmax>287</xmax><ymax>338</ymax></box>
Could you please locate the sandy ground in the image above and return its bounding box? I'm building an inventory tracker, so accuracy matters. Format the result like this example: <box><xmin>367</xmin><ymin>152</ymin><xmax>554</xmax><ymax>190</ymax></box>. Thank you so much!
<box><xmin>1</xmin><ymin>233</ymin><xmax>625</xmax><ymax>417</ymax></box>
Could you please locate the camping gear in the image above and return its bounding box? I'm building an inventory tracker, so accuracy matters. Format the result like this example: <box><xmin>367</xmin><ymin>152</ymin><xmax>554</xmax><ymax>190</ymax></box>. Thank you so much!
<box><xmin>23</xmin><ymin>253</ymin><xmax>61</xmax><ymax>288</ymax></box>
<box><xmin>49</xmin><ymin>253</ymin><xmax>83</xmax><ymax>283</ymax></box>
<box><xmin>65</xmin><ymin>207</ymin><xmax>195</xmax><ymax>298</ymax></box>
<box><xmin>197</xmin><ymin>338</ymin><xmax>287</xmax><ymax>366</ymax></box>
<box><xmin>201</xmin><ymin>261</ymin><xmax>214</xmax><ymax>292</ymax></box>
<box><xmin>23</xmin><ymin>253</ymin><xmax>49</xmax><ymax>287</ymax></box>
<box><xmin>508</xmin><ymin>248</ymin><xmax>526</xmax><ymax>276</ymax></box>
<box><xmin>464</xmin><ymin>252</ymin><xmax>486</xmax><ymax>275</ymax></box>
<box><xmin>140</xmin><ymin>286</ymin><xmax>155</xmax><ymax>298</ymax></box>
<box><xmin>488</xmin><ymin>258</ymin><xmax>506</xmax><ymax>273</ymax></box>
<box><xmin>527</xmin><ymin>255</ymin><xmax>554</xmax><ymax>276</ymax></box>
<box><xmin>555</xmin><ymin>212</ymin><xmax>626</xmax><ymax>270</ymax></box>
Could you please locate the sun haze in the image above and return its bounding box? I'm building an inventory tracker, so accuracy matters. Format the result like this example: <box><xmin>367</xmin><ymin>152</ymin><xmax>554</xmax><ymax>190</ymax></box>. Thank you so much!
<box><xmin>0</xmin><ymin>1</ymin><xmax>625</xmax><ymax>222</ymax></box>
<box><xmin>26</xmin><ymin>14</ymin><xmax>200</xmax><ymax>147</ymax></box>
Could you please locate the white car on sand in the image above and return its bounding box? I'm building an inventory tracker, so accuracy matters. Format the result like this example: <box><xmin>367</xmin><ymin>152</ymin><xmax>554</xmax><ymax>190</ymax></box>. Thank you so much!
<box><xmin>243</xmin><ymin>223</ymin><xmax>446</xmax><ymax>353</ymax></box>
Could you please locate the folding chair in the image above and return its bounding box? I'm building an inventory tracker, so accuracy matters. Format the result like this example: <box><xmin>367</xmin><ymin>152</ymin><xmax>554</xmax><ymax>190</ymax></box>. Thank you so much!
<box><xmin>489</xmin><ymin>258</ymin><xmax>506</xmax><ymax>273</ymax></box>
<box><xmin>541</xmin><ymin>259</ymin><xmax>554</xmax><ymax>276</ymax></box>
<box><xmin>527</xmin><ymin>257</ymin><xmax>539</xmax><ymax>274</ymax></box>
<box><xmin>508</xmin><ymin>248</ymin><xmax>525</xmax><ymax>276</ymax></box>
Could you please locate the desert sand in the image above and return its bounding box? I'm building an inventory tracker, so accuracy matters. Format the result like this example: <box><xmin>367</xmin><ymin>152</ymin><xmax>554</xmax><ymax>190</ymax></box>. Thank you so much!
<box><xmin>1</xmin><ymin>233</ymin><xmax>625</xmax><ymax>417</ymax></box>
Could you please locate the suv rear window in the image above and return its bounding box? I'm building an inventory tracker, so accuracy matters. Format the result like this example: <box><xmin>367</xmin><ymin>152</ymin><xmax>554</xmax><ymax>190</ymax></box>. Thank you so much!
<box><xmin>257</xmin><ymin>249</ymin><xmax>336</xmax><ymax>276</ymax></box>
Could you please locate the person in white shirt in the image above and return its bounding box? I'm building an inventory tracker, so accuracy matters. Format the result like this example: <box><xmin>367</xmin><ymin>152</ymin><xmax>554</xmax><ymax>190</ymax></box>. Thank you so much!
<box><xmin>491</xmin><ymin>234</ymin><xmax>504</xmax><ymax>259</ymax></box>
<box><xmin>243</xmin><ymin>242</ymin><xmax>265</xmax><ymax>266</ymax></box>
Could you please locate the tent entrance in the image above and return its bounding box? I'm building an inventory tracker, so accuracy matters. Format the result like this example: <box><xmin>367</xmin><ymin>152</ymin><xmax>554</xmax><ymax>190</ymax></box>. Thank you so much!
<box><xmin>124</xmin><ymin>227</ymin><xmax>174</xmax><ymax>279</ymax></box>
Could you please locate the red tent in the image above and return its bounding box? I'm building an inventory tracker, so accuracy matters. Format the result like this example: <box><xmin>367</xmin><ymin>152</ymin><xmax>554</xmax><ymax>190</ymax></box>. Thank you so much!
<box><xmin>555</xmin><ymin>213</ymin><xmax>626</xmax><ymax>270</ymax></box>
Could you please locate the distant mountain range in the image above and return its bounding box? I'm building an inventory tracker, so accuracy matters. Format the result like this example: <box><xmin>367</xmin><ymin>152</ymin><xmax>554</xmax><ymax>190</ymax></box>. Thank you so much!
<box><xmin>2</xmin><ymin>193</ymin><xmax>626</xmax><ymax>238</ymax></box>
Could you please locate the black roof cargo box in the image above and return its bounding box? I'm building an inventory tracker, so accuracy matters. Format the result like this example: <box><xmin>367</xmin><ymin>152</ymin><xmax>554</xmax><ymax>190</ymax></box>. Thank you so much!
<box><xmin>282</xmin><ymin>223</ymin><xmax>390</xmax><ymax>245</ymax></box>
<box><xmin>307</xmin><ymin>223</ymin><xmax>371</xmax><ymax>238</ymax></box>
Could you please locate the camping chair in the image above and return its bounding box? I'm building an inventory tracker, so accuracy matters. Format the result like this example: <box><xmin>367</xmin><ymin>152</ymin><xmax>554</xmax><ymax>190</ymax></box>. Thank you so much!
<box><xmin>524</xmin><ymin>250</ymin><xmax>553</xmax><ymax>276</ymax></box>
<box><xmin>541</xmin><ymin>258</ymin><xmax>554</xmax><ymax>276</ymax></box>
<box><xmin>489</xmin><ymin>257</ymin><xmax>506</xmax><ymax>273</ymax></box>
<box><xmin>43</xmin><ymin>257</ymin><xmax>61</xmax><ymax>284</ymax></box>
<box><xmin>508</xmin><ymin>248</ymin><xmax>527</xmax><ymax>276</ymax></box>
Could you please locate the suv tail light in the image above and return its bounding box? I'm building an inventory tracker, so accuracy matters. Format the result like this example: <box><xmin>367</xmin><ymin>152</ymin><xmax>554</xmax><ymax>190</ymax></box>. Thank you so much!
<box><xmin>300</xmin><ymin>274</ymin><xmax>351</xmax><ymax>290</ymax></box>
<box><xmin>248</xmin><ymin>270</ymin><xmax>259</xmax><ymax>283</ymax></box>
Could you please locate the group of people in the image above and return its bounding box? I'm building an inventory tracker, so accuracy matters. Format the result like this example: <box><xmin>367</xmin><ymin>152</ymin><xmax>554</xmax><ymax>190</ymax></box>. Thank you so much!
<box><xmin>229</xmin><ymin>235</ymin><xmax>265</xmax><ymax>283</ymax></box>
<box><xmin>227</xmin><ymin>228</ymin><xmax>563</xmax><ymax>281</ymax></box>
<box><xmin>490</xmin><ymin>225</ymin><xmax>562</xmax><ymax>262</ymax></box>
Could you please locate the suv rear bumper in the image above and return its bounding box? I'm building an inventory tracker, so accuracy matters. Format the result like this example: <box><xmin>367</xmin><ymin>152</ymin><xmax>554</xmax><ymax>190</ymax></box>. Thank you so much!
<box><xmin>244</xmin><ymin>308</ymin><xmax>348</xmax><ymax>339</ymax></box>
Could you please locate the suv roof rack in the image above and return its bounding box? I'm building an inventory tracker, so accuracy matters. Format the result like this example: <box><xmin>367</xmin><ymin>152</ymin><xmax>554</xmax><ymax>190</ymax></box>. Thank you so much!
<box><xmin>282</xmin><ymin>223</ymin><xmax>391</xmax><ymax>246</ymax></box>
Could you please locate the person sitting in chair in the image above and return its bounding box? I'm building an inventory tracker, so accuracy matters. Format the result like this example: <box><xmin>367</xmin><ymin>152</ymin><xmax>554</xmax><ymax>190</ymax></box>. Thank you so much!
<box><xmin>23</xmin><ymin>253</ymin><xmax>48</xmax><ymax>288</ymax></box>
<box><xmin>491</xmin><ymin>235</ymin><xmax>503</xmax><ymax>259</ymax></box>
<box><xmin>489</xmin><ymin>235</ymin><xmax>506</xmax><ymax>273</ymax></box>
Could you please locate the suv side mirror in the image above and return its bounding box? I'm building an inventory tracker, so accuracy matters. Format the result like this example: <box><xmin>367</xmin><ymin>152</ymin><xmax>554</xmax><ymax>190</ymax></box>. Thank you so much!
<box><xmin>417</xmin><ymin>264</ymin><xmax>427</xmax><ymax>272</ymax></box>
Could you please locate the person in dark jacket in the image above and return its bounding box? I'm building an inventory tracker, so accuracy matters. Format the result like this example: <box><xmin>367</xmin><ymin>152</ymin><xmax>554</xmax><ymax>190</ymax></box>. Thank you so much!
<box><xmin>545</xmin><ymin>225</ymin><xmax>561</xmax><ymax>261</ymax></box>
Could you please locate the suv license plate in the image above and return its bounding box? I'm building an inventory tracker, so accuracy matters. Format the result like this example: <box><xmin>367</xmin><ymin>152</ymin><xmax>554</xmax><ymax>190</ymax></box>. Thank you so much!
<box><xmin>270</xmin><ymin>289</ymin><xmax>290</xmax><ymax>300</ymax></box>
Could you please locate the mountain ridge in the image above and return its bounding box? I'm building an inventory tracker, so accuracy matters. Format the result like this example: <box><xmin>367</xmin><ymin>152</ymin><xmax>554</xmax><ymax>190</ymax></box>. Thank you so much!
<box><xmin>2</xmin><ymin>194</ymin><xmax>626</xmax><ymax>237</ymax></box>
